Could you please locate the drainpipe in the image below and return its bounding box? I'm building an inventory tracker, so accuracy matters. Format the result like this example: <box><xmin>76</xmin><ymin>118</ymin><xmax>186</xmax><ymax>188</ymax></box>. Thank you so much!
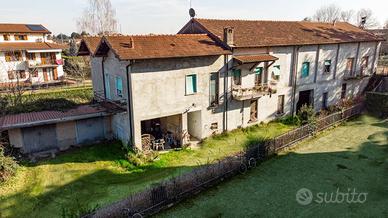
<box><xmin>354</xmin><ymin>42</ymin><xmax>361</xmax><ymax>75</ymax></box>
<box><xmin>102</xmin><ymin>57</ymin><xmax>106</xmax><ymax>99</ymax></box>
<box><xmin>371</xmin><ymin>41</ymin><xmax>379</xmax><ymax>75</ymax></box>
<box><xmin>223</xmin><ymin>54</ymin><xmax>229</xmax><ymax>132</ymax></box>
<box><xmin>291</xmin><ymin>46</ymin><xmax>300</xmax><ymax>115</ymax></box>
<box><xmin>126</xmin><ymin>61</ymin><xmax>135</xmax><ymax>147</ymax></box>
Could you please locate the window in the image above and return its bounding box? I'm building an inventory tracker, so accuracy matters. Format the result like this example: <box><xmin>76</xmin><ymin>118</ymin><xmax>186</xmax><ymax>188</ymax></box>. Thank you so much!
<box><xmin>277</xmin><ymin>95</ymin><xmax>285</xmax><ymax>114</ymax></box>
<box><xmin>233</xmin><ymin>69</ymin><xmax>241</xmax><ymax>85</ymax></box>
<box><xmin>250</xmin><ymin>100</ymin><xmax>258</xmax><ymax>122</ymax></box>
<box><xmin>115</xmin><ymin>76</ymin><xmax>123</xmax><ymax>97</ymax></box>
<box><xmin>210</xmin><ymin>73</ymin><xmax>219</xmax><ymax>106</ymax></box>
<box><xmin>27</xmin><ymin>53</ymin><xmax>36</xmax><ymax>61</ymax></box>
<box><xmin>324</xmin><ymin>60</ymin><xmax>331</xmax><ymax>73</ymax></box>
<box><xmin>301</xmin><ymin>62</ymin><xmax>310</xmax><ymax>78</ymax></box>
<box><xmin>14</xmin><ymin>34</ymin><xmax>28</xmax><ymax>40</ymax></box>
<box><xmin>5</xmin><ymin>51</ymin><xmax>22</xmax><ymax>62</ymax></box>
<box><xmin>7</xmin><ymin>71</ymin><xmax>15</xmax><ymax>80</ymax></box>
<box><xmin>346</xmin><ymin>58</ymin><xmax>355</xmax><ymax>76</ymax></box>
<box><xmin>341</xmin><ymin>84</ymin><xmax>347</xmax><ymax>99</ymax></box>
<box><xmin>360</xmin><ymin>56</ymin><xmax>369</xmax><ymax>76</ymax></box>
<box><xmin>186</xmin><ymin>74</ymin><xmax>197</xmax><ymax>95</ymax></box>
<box><xmin>255</xmin><ymin>67</ymin><xmax>263</xmax><ymax>85</ymax></box>
<box><xmin>18</xmin><ymin>70</ymin><xmax>26</xmax><ymax>79</ymax></box>
<box><xmin>272</xmin><ymin>65</ymin><xmax>280</xmax><ymax>80</ymax></box>
<box><xmin>210</xmin><ymin>122</ymin><xmax>218</xmax><ymax>130</ymax></box>
<box><xmin>3</xmin><ymin>34</ymin><xmax>10</xmax><ymax>41</ymax></box>
<box><xmin>322</xmin><ymin>92</ymin><xmax>328</xmax><ymax>109</ymax></box>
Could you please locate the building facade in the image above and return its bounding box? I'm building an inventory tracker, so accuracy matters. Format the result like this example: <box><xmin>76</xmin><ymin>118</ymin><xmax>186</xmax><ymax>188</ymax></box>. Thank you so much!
<box><xmin>0</xmin><ymin>24</ymin><xmax>64</xmax><ymax>86</ymax></box>
<box><xmin>80</xmin><ymin>19</ymin><xmax>383</xmax><ymax>150</ymax></box>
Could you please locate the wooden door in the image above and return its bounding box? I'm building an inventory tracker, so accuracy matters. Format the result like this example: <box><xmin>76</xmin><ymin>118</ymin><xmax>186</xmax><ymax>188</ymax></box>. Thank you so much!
<box><xmin>50</xmin><ymin>53</ymin><xmax>56</xmax><ymax>63</ymax></box>
<box><xmin>250</xmin><ymin>100</ymin><xmax>258</xmax><ymax>122</ymax></box>
<box><xmin>53</xmin><ymin>68</ymin><xmax>58</xmax><ymax>80</ymax></box>
<box><xmin>41</xmin><ymin>53</ymin><xmax>47</xmax><ymax>65</ymax></box>
<box><xmin>43</xmin><ymin>68</ymin><xmax>49</xmax><ymax>82</ymax></box>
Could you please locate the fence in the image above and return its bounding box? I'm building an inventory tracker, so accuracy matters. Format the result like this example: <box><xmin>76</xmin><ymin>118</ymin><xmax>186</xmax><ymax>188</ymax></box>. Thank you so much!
<box><xmin>87</xmin><ymin>103</ymin><xmax>364</xmax><ymax>218</ymax></box>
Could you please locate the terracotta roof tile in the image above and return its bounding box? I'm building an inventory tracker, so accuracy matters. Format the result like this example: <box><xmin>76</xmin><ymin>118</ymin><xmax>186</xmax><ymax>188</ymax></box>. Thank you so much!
<box><xmin>189</xmin><ymin>19</ymin><xmax>383</xmax><ymax>47</ymax></box>
<box><xmin>0</xmin><ymin>23</ymin><xmax>51</xmax><ymax>34</ymax></box>
<box><xmin>99</xmin><ymin>34</ymin><xmax>231</xmax><ymax>60</ymax></box>
<box><xmin>0</xmin><ymin>105</ymin><xmax>110</xmax><ymax>130</ymax></box>
<box><xmin>234</xmin><ymin>54</ymin><xmax>278</xmax><ymax>64</ymax></box>
<box><xmin>0</xmin><ymin>42</ymin><xmax>65</xmax><ymax>51</ymax></box>
<box><xmin>79</xmin><ymin>36</ymin><xmax>102</xmax><ymax>55</ymax></box>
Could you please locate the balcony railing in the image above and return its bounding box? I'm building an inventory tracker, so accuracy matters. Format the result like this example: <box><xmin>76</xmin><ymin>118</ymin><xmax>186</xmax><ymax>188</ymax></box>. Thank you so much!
<box><xmin>343</xmin><ymin>70</ymin><xmax>370</xmax><ymax>80</ymax></box>
<box><xmin>25</xmin><ymin>59</ymin><xmax>63</xmax><ymax>68</ymax></box>
<box><xmin>232</xmin><ymin>84</ymin><xmax>276</xmax><ymax>101</ymax></box>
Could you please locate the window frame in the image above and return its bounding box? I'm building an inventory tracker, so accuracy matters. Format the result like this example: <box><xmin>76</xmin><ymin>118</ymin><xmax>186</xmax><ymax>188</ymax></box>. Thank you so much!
<box><xmin>185</xmin><ymin>74</ymin><xmax>198</xmax><ymax>95</ymax></box>
<box><xmin>3</xmin><ymin>34</ymin><xmax>10</xmax><ymax>41</ymax></box>
<box><xmin>14</xmin><ymin>34</ymin><xmax>28</xmax><ymax>41</ymax></box>
<box><xmin>301</xmin><ymin>62</ymin><xmax>310</xmax><ymax>78</ymax></box>
<box><xmin>360</xmin><ymin>56</ymin><xmax>369</xmax><ymax>76</ymax></box>
<box><xmin>272</xmin><ymin>65</ymin><xmax>281</xmax><ymax>81</ymax></box>
<box><xmin>346</xmin><ymin>58</ymin><xmax>355</xmax><ymax>76</ymax></box>
<box><xmin>7</xmin><ymin>71</ymin><xmax>15</xmax><ymax>80</ymax></box>
<box><xmin>233</xmin><ymin>69</ymin><xmax>241</xmax><ymax>86</ymax></box>
<box><xmin>209</xmin><ymin>72</ymin><xmax>219</xmax><ymax>106</ymax></box>
<box><xmin>324</xmin><ymin>60</ymin><xmax>331</xmax><ymax>74</ymax></box>
<box><xmin>115</xmin><ymin>76</ymin><xmax>123</xmax><ymax>98</ymax></box>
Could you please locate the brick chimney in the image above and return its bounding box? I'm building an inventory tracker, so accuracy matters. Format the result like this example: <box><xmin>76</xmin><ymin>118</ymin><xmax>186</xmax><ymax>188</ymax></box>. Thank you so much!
<box><xmin>223</xmin><ymin>27</ymin><xmax>235</xmax><ymax>46</ymax></box>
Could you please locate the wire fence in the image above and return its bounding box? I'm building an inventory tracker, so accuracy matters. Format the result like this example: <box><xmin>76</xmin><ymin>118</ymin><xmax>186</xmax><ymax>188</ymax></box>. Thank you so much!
<box><xmin>86</xmin><ymin>103</ymin><xmax>364</xmax><ymax>218</ymax></box>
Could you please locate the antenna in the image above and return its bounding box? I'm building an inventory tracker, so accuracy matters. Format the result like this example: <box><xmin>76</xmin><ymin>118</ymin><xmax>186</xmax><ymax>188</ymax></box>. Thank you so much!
<box><xmin>189</xmin><ymin>0</ymin><xmax>195</xmax><ymax>18</ymax></box>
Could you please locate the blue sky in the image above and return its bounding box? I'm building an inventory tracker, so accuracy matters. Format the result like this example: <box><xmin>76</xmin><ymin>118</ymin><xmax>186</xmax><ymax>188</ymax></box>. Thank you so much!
<box><xmin>0</xmin><ymin>0</ymin><xmax>387</xmax><ymax>35</ymax></box>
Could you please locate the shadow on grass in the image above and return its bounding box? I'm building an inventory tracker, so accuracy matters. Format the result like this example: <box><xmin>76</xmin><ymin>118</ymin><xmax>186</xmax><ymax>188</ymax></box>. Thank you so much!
<box><xmin>2</xmin><ymin>116</ymin><xmax>387</xmax><ymax>218</ymax></box>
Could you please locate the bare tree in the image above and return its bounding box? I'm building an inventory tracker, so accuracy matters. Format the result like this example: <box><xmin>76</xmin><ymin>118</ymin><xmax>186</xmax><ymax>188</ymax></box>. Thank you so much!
<box><xmin>356</xmin><ymin>8</ymin><xmax>379</xmax><ymax>29</ymax></box>
<box><xmin>340</xmin><ymin>10</ymin><xmax>354</xmax><ymax>23</ymax></box>
<box><xmin>77</xmin><ymin>0</ymin><xmax>118</xmax><ymax>35</ymax></box>
<box><xmin>63</xmin><ymin>56</ymin><xmax>91</xmax><ymax>85</ymax></box>
<box><xmin>313</xmin><ymin>4</ymin><xmax>341</xmax><ymax>23</ymax></box>
<box><xmin>384</xmin><ymin>19</ymin><xmax>388</xmax><ymax>29</ymax></box>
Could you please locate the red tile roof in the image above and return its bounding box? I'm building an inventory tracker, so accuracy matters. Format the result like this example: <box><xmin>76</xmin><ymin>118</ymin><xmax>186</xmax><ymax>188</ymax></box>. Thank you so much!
<box><xmin>0</xmin><ymin>105</ymin><xmax>110</xmax><ymax>130</ymax></box>
<box><xmin>78</xmin><ymin>36</ymin><xmax>102</xmax><ymax>56</ymax></box>
<box><xmin>0</xmin><ymin>23</ymin><xmax>51</xmax><ymax>34</ymax></box>
<box><xmin>0</xmin><ymin>42</ymin><xmax>66</xmax><ymax>51</ymax></box>
<box><xmin>97</xmin><ymin>34</ymin><xmax>231</xmax><ymax>60</ymax></box>
<box><xmin>234</xmin><ymin>54</ymin><xmax>278</xmax><ymax>64</ymax></box>
<box><xmin>181</xmin><ymin>18</ymin><xmax>383</xmax><ymax>48</ymax></box>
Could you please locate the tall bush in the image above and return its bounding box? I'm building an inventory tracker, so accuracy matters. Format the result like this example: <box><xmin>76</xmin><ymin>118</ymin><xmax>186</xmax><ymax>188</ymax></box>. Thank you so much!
<box><xmin>0</xmin><ymin>145</ymin><xmax>18</xmax><ymax>182</ymax></box>
<box><xmin>297</xmin><ymin>104</ymin><xmax>316</xmax><ymax>125</ymax></box>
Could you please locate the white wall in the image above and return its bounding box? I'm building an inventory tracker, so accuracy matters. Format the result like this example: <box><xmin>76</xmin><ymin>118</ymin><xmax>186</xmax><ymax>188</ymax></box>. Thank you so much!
<box><xmin>0</xmin><ymin>33</ymin><xmax>48</xmax><ymax>43</ymax></box>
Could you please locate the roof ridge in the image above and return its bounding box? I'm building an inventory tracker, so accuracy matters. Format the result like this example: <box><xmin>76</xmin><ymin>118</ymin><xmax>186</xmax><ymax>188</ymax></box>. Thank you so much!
<box><xmin>196</xmin><ymin>18</ymin><xmax>352</xmax><ymax>25</ymax></box>
<box><xmin>106</xmin><ymin>33</ymin><xmax>209</xmax><ymax>38</ymax></box>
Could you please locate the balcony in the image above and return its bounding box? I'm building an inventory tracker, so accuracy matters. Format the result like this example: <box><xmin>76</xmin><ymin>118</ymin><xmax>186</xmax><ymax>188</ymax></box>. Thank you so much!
<box><xmin>344</xmin><ymin>71</ymin><xmax>370</xmax><ymax>81</ymax></box>
<box><xmin>232</xmin><ymin>84</ymin><xmax>276</xmax><ymax>101</ymax></box>
<box><xmin>25</xmin><ymin>59</ymin><xmax>63</xmax><ymax>68</ymax></box>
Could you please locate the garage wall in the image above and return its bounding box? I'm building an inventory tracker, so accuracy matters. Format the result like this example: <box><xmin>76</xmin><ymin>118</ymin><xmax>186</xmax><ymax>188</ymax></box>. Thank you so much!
<box><xmin>9</xmin><ymin>116</ymin><xmax>113</xmax><ymax>154</ymax></box>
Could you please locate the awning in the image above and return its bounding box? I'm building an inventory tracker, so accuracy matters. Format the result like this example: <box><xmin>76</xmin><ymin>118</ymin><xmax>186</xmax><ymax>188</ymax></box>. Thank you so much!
<box><xmin>234</xmin><ymin>54</ymin><xmax>279</xmax><ymax>64</ymax></box>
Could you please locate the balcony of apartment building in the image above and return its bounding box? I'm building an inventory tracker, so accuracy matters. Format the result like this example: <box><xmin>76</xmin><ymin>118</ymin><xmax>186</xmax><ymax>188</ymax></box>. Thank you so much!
<box><xmin>231</xmin><ymin>54</ymin><xmax>279</xmax><ymax>101</ymax></box>
<box><xmin>25</xmin><ymin>52</ymin><xmax>63</xmax><ymax>69</ymax></box>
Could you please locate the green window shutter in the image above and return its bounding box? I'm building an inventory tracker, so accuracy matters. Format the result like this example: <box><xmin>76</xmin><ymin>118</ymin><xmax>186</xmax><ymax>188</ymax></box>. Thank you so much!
<box><xmin>233</xmin><ymin>69</ymin><xmax>241</xmax><ymax>77</ymax></box>
<box><xmin>116</xmin><ymin>76</ymin><xmax>123</xmax><ymax>97</ymax></box>
<box><xmin>186</xmin><ymin>74</ymin><xmax>197</xmax><ymax>94</ymax></box>
<box><xmin>302</xmin><ymin>62</ymin><xmax>310</xmax><ymax>78</ymax></box>
<box><xmin>254</xmin><ymin>67</ymin><xmax>263</xmax><ymax>75</ymax></box>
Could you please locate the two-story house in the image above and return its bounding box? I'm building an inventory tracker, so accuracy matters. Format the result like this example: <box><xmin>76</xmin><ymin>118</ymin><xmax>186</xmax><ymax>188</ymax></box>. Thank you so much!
<box><xmin>0</xmin><ymin>23</ymin><xmax>65</xmax><ymax>86</ymax></box>
<box><xmin>80</xmin><ymin>18</ymin><xmax>383</xmax><ymax>150</ymax></box>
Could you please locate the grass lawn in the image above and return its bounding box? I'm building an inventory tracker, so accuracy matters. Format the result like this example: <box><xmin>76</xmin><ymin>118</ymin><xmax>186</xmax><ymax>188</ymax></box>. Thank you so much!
<box><xmin>157</xmin><ymin>115</ymin><xmax>388</xmax><ymax>218</ymax></box>
<box><xmin>0</xmin><ymin>121</ymin><xmax>294</xmax><ymax>218</ymax></box>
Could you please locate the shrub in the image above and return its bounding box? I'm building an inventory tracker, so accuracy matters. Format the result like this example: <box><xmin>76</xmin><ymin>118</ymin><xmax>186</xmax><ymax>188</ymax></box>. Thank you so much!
<box><xmin>126</xmin><ymin>149</ymin><xmax>158</xmax><ymax>167</ymax></box>
<box><xmin>297</xmin><ymin>104</ymin><xmax>316</xmax><ymax>125</ymax></box>
<box><xmin>279</xmin><ymin>115</ymin><xmax>301</xmax><ymax>126</ymax></box>
<box><xmin>0</xmin><ymin>145</ymin><xmax>18</xmax><ymax>182</ymax></box>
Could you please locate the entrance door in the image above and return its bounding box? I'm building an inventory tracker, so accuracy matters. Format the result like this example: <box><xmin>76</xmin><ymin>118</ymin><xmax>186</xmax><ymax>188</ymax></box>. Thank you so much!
<box><xmin>53</xmin><ymin>68</ymin><xmax>58</xmax><ymax>80</ymax></box>
<box><xmin>297</xmin><ymin>90</ymin><xmax>314</xmax><ymax>112</ymax></box>
<box><xmin>250</xmin><ymin>100</ymin><xmax>258</xmax><ymax>122</ymax></box>
<box><xmin>104</xmin><ymin>73</ymin><xmax>111</xmax><ymax>99</ymax></box>
<box><xmin>43</xmin><ymin>68</ymin><xmax>49</xmax><ymax>82</ymax></box>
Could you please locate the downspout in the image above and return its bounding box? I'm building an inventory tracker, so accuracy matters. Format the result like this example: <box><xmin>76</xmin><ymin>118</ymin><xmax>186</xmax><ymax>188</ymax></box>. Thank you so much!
<box><xmin>102</xmin><ymin>57</ymin><xmax>106</xmax><ymax>99</ymax></box>
<box><xmin>291</xmin><ymin>46</ymin><xmax>300</xmax><ymax>115</ymax></box>
<box><xmin>126</xmin><ymin>61</ymin><xmax>134</xmax><ymax>147</ymax></box>
<box><xmin>313</xmin><ymin>45</ymin><xmax>320</xmax><ymax>83</ymax></box>
<box><xmin>354</xmin><ymin>42</ymin><xmax>361</xmax><ymax>75</ymax></box>
<box><xmin>333</xmin><ymin>44</ymin><xmax>340</xmax><ymax>79</ymax></box>
<box><xmin>371</xmin><ymin>41</ymin><xmax>379</xmax><ymax>75</ymax></box>
<box><xmin>223</xmin><ymin>54</ymin><xmax>229</xmax><ymax>132</ymax></box>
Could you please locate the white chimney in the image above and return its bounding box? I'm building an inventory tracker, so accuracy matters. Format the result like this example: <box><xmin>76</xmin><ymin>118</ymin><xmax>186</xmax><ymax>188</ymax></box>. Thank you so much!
<box><xmin>223</xmin><ymin>27</ymin><xmax>235</xmax><ymax>46</ymax></box>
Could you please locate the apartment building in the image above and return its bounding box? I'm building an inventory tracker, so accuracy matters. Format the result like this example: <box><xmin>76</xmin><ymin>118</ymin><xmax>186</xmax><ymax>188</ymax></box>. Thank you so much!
<box><xmin>80</xmin><ymin>19</ymin><xmax>382</xmax><ymax>150</ymax></box>
<box><xmin>0</xmin><ymin>24</ymin><xmax>64</xmax><ymax>86</ymax></box>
